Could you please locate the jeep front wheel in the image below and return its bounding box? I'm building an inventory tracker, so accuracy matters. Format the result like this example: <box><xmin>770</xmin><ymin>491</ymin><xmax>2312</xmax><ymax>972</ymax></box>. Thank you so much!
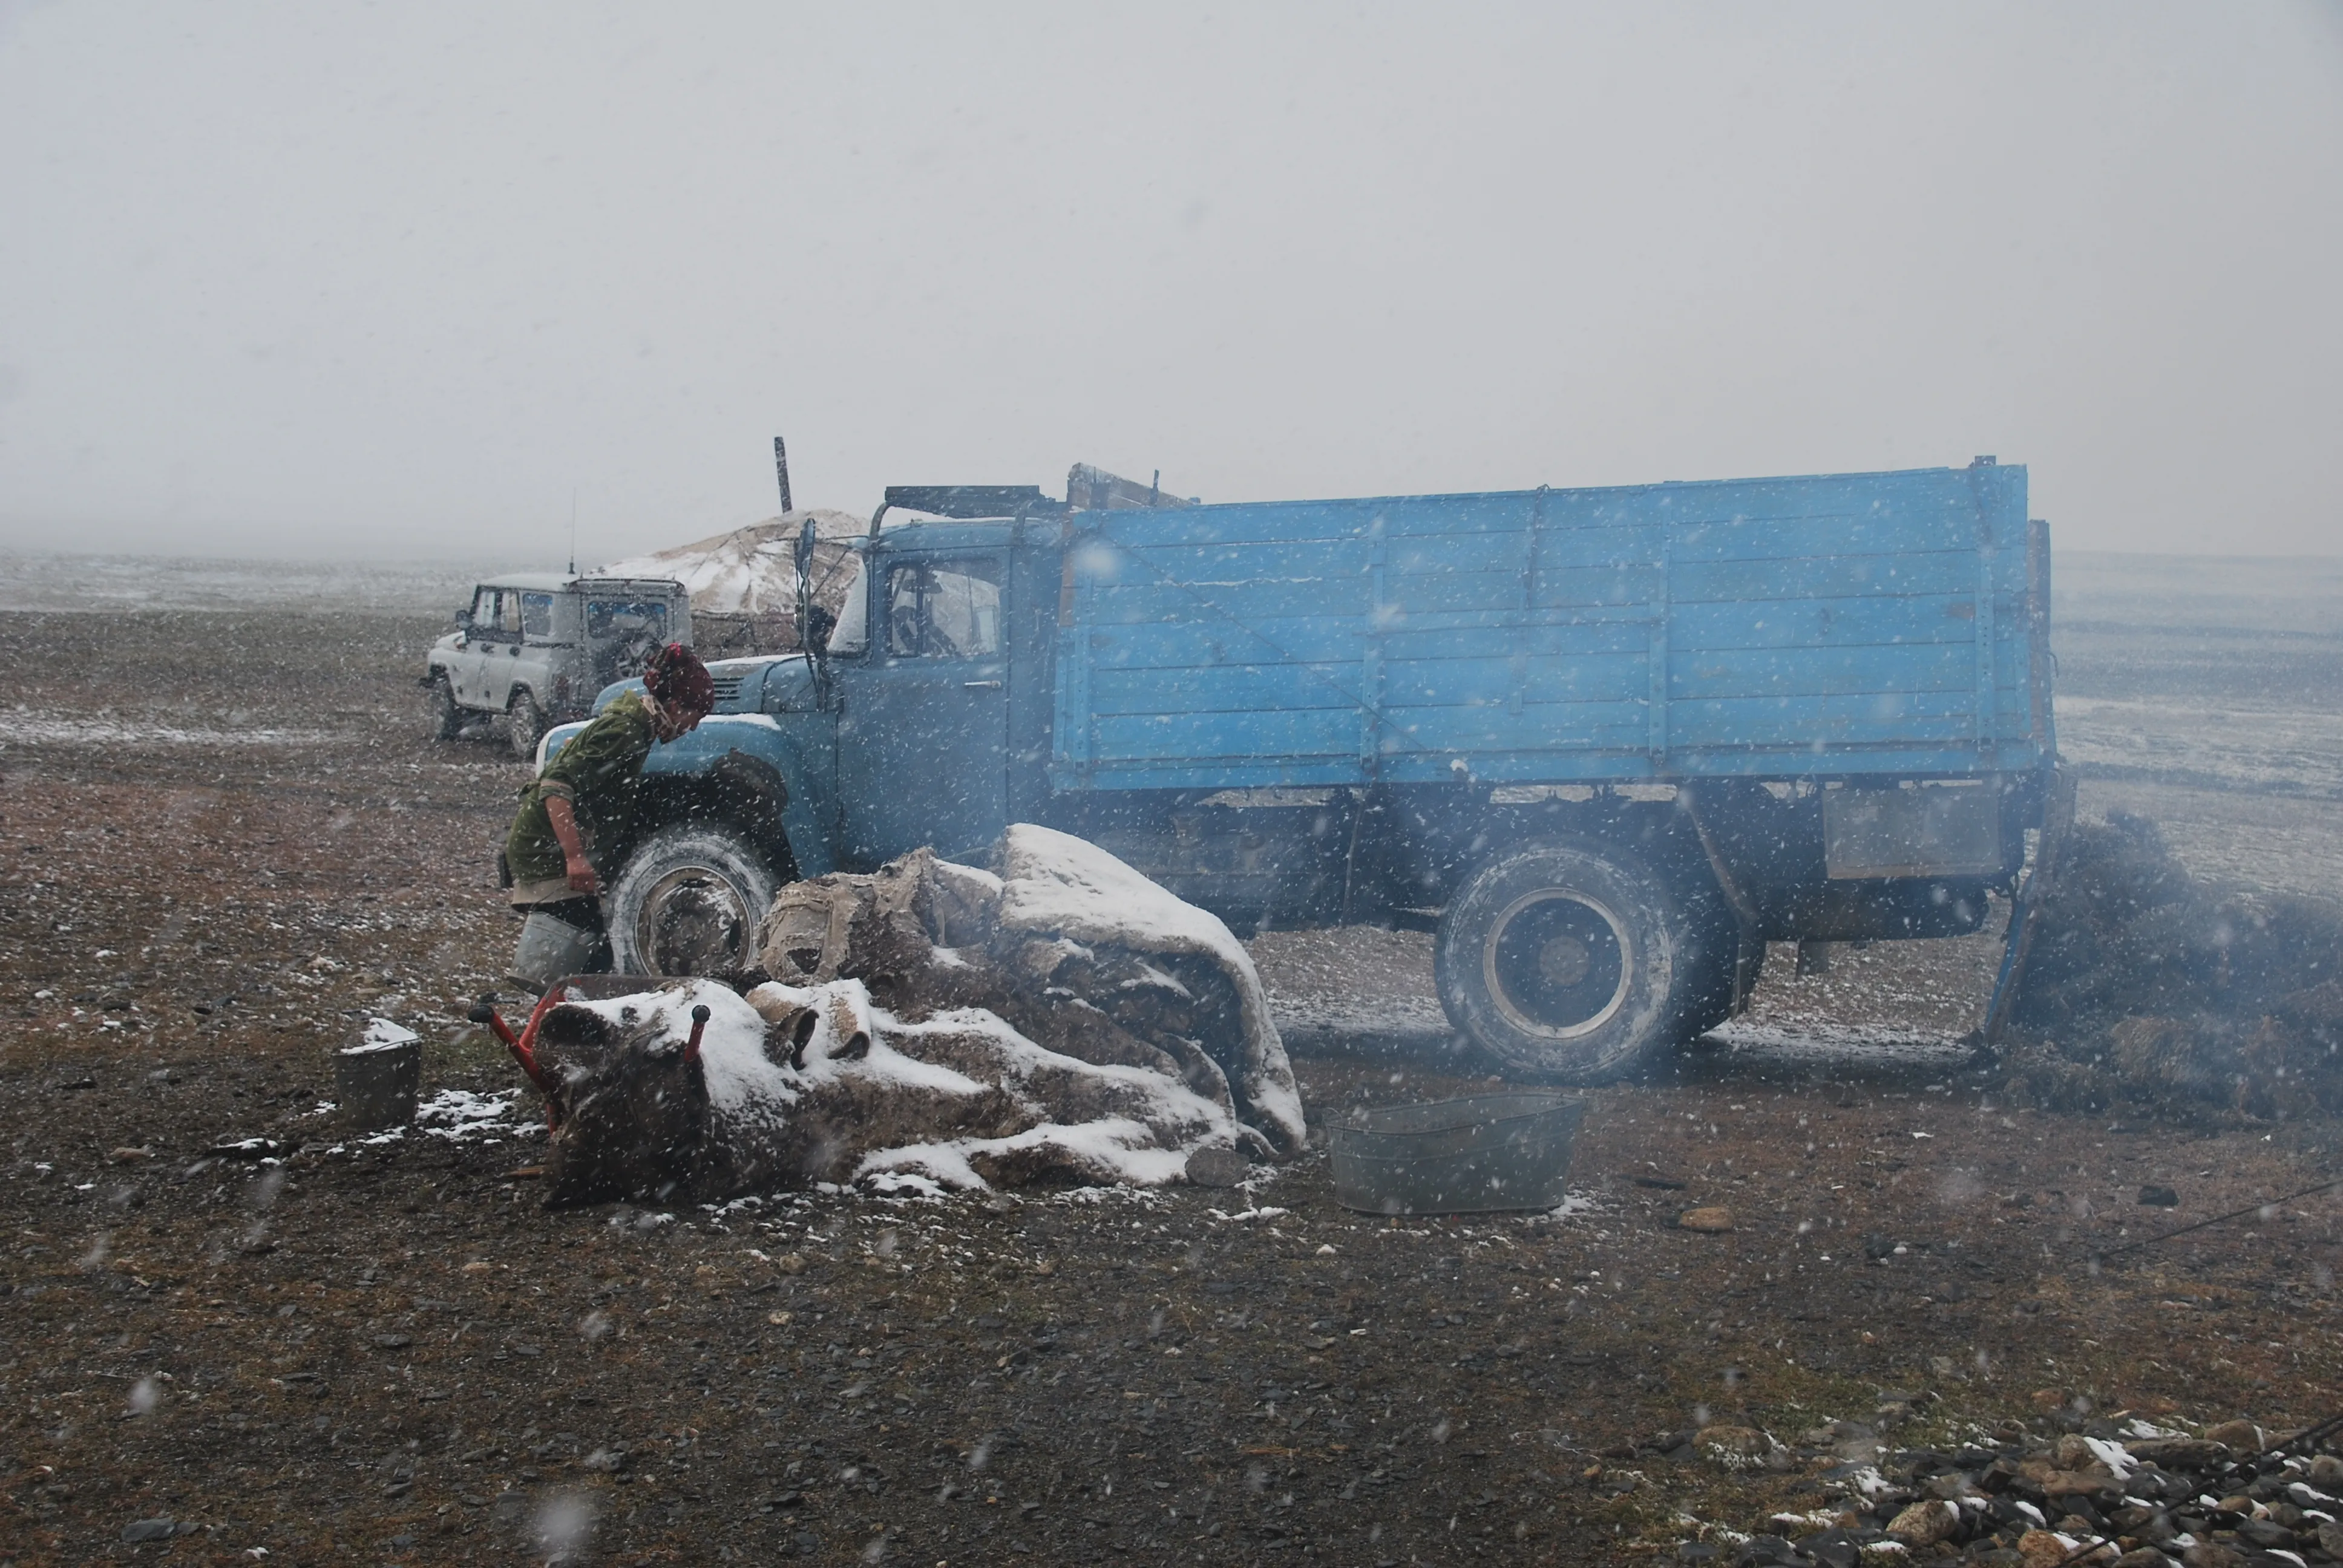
<box><xmin>426</xmin><ymin>675</ymin><xmax>462</xmax><ymax>742</ymax></box>
<box><xmin>507</xmin><ymin>689</ymin><xmax>546</xmax><ymax>759</ymax></box>
<box><xmin>605</xmin><ymin>826</ymin><xmax>781</xmax><ymax>978</ymax></box>
<box><xmin>1434</xmin><ymin>839</ymin><xmax>1685</xmax><ymax>1083</ymax></box>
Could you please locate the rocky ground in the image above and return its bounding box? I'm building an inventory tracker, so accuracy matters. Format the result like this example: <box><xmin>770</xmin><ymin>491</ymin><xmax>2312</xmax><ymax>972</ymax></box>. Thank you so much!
<box><xmin>1</xmin><ymin>606</ymin><xmax>2339</xmax><ymax>1567</ymax></box>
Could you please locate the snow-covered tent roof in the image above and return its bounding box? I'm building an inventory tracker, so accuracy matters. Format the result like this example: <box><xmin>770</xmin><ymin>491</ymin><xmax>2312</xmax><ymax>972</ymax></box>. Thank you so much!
<box><xmin>598</xmin><ymin>510</ymin><xmax>866</xmax><ymax>617</ymax></box>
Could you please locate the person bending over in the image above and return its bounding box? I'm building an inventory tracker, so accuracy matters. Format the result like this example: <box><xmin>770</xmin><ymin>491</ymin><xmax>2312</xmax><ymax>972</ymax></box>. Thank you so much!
<box><xmin>502</xmin><ymin>642</ymin><xmax>715</xmax><ymax>983</ymax></box>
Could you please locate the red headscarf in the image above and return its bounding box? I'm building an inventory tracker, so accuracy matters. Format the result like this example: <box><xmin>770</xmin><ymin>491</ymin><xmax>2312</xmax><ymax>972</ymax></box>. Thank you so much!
<box><xmin>642</xmin><ymin>642</ymin><xmax>715</xmax><ymax>717</ymax></box>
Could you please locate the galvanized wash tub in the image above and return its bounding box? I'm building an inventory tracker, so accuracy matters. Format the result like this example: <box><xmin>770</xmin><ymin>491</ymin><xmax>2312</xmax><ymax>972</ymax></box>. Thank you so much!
<box><xmin>1328</xmin><ymin>1093</ymin><xmax>1585</xmax><ymax>1215</ymax></box>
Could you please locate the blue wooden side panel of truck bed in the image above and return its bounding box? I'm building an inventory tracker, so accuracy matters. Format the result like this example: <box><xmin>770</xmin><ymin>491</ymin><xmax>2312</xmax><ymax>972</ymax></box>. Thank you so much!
<box><xmin>1049</xmin><ymin>463</ymin><xmax>2046</xmax><ymax>792</ymax></box>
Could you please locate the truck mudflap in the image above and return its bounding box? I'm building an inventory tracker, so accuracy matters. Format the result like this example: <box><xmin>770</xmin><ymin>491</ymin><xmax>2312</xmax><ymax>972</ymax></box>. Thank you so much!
<box><xmin>1979</xmin><ymin>765</ymin><xmax>2077</xmax><ymax>1048</ymax></box>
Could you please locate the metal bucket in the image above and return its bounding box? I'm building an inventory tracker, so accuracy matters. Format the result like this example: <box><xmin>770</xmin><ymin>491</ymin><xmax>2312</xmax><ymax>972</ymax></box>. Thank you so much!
<box><xmin>336</xmin><ymin>1021</ymin><xmax>421</xmax><ymax>1130</ymax></box>
<box><xmin>509</xmin><ymin>909</ymin><xmax>605</xmax><ymax>990</ymax></box>
<box><xmin>1328</xmin><ymin>1093</ymin><xmax>1585</xmax><ymax>1215</ymax></box>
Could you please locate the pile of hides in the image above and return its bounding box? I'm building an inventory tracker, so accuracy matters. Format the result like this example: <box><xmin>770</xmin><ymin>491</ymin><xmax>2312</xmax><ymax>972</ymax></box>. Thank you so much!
<box><xmin>530</xmin><ymin>825</ymin><xmax>1308</xmax><ymax>1207</ymax></box>
<box><xmin>2000</xmin><ymin>811</ymin><xmax>2343</xmax><ymax>1118</ymax></box>
<box><xmin>598</xmin><ymin>509</ymin><xmax>866</xmax><ymax>656</ymax></box>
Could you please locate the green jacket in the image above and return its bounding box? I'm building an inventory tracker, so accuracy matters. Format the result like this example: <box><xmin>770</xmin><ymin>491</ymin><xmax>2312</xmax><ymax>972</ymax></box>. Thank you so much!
<box><xmin>504</xmin><ymin>691</ymin><xmax>657</xmax><ymax>888</ymax></box>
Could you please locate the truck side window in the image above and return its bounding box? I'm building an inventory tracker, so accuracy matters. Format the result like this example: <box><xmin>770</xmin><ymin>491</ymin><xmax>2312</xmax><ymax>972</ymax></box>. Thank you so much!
<box><xmin>521</xmin><ymin>592</ymin><xmax>555</xmax><ymax>639</ymax></box>
<box><xmin>885</xmin><ymin>558</ymin><xmax>1001</xmax><ymax>659</ymax></box>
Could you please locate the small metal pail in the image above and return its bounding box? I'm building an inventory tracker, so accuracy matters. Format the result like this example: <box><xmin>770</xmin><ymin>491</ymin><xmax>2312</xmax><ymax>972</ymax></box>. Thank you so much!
<box><xmin>337</xmin><ymin>1020</ymin><xmax>421</xmax><ymax>1130</ymax></box>
<box><xmin>1328</xmin><ymin>1093</ymin><xmax>1585</xmax><ymax>1215</ymax></box>
<box><xmin>509</xmin><ymin>909</ymin><xmax>604</xmax><ymax>990</ymax></box>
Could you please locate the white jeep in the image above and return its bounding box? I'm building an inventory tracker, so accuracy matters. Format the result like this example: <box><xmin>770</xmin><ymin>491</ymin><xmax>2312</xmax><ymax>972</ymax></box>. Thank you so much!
<box><xmin>422</xmin><ymin>574</ymin><xmax>693</xmax><ymax>756</ymax></box>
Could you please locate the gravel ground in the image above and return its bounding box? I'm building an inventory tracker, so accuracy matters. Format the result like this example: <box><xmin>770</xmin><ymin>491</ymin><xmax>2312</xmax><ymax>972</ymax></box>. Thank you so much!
<box><xmin>1</xmin><ymin>606</ymin><xmax>2338</xmax><ymax>1567</ymax></box>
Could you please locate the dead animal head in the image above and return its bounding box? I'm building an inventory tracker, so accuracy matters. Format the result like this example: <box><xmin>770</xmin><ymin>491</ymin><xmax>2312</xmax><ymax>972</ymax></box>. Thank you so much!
<box><xmin>543</xmin><ymin>1008</ymin><xmax>715</xmax><ymax>1209</ymax></box>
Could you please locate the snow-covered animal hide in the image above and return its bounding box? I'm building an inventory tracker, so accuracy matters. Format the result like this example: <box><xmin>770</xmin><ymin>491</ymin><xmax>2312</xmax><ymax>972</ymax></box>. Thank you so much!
<box><xmin>533</xmin><ymin>826</ymin><xmax>1306</xmax><ymax>1207</ymax></box>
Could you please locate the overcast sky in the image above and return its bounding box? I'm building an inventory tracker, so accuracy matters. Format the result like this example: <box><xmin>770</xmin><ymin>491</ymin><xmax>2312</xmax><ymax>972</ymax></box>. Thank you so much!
<box><xmin>2</xmin><ymin>2</ymin><xmax>2338</xmax><ymax>564</ymax></box>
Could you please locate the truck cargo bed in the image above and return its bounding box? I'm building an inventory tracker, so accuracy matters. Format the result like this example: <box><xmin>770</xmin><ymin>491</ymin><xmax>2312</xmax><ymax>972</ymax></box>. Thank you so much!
<box><xmin>1049</xmin><ymin>462</ymin><xmax>2048</xmax><ymax>791</ymax></box>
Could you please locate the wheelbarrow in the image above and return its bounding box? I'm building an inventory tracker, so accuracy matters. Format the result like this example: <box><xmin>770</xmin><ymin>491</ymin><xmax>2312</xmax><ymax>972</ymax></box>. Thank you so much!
<box><xmin>469</xmin><ymin>976</ymin><xmax>710</xmax><ymax>1130</ymax></box>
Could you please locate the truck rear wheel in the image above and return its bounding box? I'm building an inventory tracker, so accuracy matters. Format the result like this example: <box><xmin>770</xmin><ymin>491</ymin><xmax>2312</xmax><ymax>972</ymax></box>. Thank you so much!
<box><xmin>606</xmin><ymin>826</ymin><xmax>781</xmax><ymax>978</ymax></box>
<box><xmin>1434</xmin><ymin>839</ymin><xmax>1686</xmax><ymax>1083</ymax></box>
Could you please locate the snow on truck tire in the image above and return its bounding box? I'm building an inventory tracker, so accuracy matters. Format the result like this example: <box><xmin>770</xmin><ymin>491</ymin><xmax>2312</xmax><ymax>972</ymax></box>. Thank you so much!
<box><xmin>1434</xmin><ymin>838</ymin><xmax>1691</xmax><ymax>1083</ymax></box>
<box><xmin>606</xmin><ymin>825</ymin><xmax>781</xmax><ymax>979</ymax></box>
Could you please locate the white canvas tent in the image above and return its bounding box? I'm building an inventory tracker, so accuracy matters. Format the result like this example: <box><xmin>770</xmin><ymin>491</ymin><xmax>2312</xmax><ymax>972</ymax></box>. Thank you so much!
<box><xmin>600</xmin><ymin>510</ymin><xmax>865</xmax><ymax>656</ymax></box>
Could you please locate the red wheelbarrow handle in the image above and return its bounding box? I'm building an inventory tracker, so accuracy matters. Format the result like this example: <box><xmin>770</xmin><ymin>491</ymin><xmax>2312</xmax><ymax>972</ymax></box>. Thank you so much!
<box><xmin>468</xmin><ymin>996</ymin><xmax>559</xmax><ymax>1117</ymax></box>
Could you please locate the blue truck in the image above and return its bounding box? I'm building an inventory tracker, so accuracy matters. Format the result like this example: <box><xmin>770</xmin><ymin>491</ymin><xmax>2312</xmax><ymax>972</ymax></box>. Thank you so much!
<box><xmin>543</xmin><ymin>457</ymin><xmax>2054</xmax><ymax>1083</ymax></box>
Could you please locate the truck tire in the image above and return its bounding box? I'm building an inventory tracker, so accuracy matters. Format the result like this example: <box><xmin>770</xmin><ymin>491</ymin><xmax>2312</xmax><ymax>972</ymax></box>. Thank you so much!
<box><xmin>605</xmin><ymin>826</ymin><xmax>781</xmax><ymax>978</ymax></box>
<box><xmin>508</xmin><ymin>689</ymin><xmax>546</xmax><ymax>760</ymax></box>
<box><xmin>426</xmin><ymin>675</ymin><xmax>462</xmax><ymax>742</ymax></box>
<box><xmin>1434</xmin><ymin>839</ymin><xmax>1687</xmax><ymax>1083</ymax></box>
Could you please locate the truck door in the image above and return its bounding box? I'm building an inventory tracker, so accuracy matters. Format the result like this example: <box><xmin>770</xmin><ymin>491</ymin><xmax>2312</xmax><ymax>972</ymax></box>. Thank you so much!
<box><xmin>837</xmin><ymin>549</ymin><xmax>1009</xmax><ymax>865</ymax></box>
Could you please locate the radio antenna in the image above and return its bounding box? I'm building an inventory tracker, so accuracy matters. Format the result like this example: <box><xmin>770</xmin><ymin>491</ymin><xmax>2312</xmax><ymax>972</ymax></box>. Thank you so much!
<box><xmin>568</xmin><ymin>489</ymin><xmax>578</xmax><ymax>576</ymax></box>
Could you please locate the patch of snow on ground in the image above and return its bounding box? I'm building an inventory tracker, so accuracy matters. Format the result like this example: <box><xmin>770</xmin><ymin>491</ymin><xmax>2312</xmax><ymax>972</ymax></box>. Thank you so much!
<box><xmin>5</xmin><ymin>714</ymin><xmax>336</xmax><ymax>746</ymax></box>
<box><xmin>414</xmin><ymin>1088</ymin><xmax>533</xmax><ymax>1142</ymax></box>
<box><xmin>2082</xmin><ymin>1436</ymin><xmax>2134</xmax><ymax>1477</ymax></box>
<box><xmin>859</xmin><ymin>1170</ymin><xmax>952</xmax><ymax>1200</ymax></box>
<box><xmin>1047</xmin><ymin>1183</ymin><xmax>1163</xmax><ymax>1207</ymax></box>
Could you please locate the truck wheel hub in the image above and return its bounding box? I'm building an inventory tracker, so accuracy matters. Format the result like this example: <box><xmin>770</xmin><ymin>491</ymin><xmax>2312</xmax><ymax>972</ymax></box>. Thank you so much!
<box><xmin>1538</xmin><ymin>935</ymin><xmax>1593</xmax><ymax>988</ymax></box>
<box><xmin>632</xmin><ymin>866</ymin><xmax>752</xmax><ymax>975</ymax></box>
<box><xmin>1484</xmin><ymin>891</ymin><xmax>1632</xmax><ymax>1039</ymax></box>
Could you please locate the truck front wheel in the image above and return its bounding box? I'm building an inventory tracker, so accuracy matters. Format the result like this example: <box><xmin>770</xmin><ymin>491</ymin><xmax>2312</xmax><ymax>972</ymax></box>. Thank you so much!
<box><xmin>606</xmin><ymin>826</ymin><xmax>781</xmax><ymax>978</ymax></box>
<box><xmin>1434</xmin><ymin>840</ymin><xmax>1685</xmax><ymax>1083</ymax></box>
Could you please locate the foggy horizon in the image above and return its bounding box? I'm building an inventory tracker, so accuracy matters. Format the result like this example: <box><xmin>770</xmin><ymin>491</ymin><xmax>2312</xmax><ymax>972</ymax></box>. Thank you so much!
<box><xmin>4</xmin><ymin>2</ymin><xmax>2339</xmax><ymax>567</ymax></box>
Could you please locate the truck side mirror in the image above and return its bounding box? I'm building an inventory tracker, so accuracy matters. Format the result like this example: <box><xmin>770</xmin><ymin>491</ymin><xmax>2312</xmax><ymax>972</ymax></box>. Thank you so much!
<box><xmin>794</xmin><ymin>515</ymin><xmax>830</xmax><ymax>708</ymax></box>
